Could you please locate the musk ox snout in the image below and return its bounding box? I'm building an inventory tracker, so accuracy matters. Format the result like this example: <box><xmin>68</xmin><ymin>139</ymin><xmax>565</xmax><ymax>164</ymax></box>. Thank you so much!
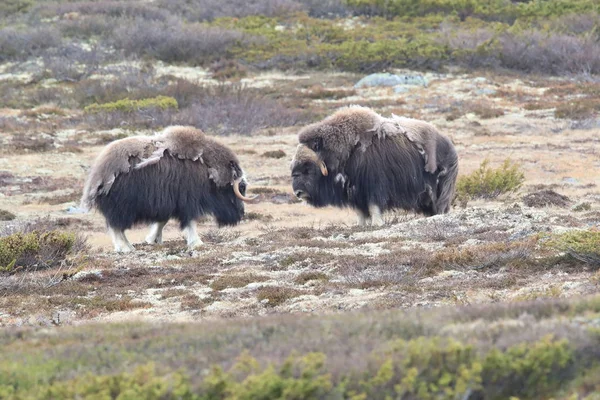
<box><xmin>291</xmin><ymin>161</ymin><xmax>332</xmax><ymax>205</ymax></box>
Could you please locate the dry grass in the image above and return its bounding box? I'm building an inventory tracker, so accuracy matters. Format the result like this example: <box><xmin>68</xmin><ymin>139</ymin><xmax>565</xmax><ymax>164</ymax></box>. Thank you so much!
<box><xmin>523</xmin><ymin>190</ymin><xmax>571</xmax><ymax>208</ymax></box>
<box><xmin>262</xmin><ymin>150</ymin><xmax>287</xmax><ymax>159</ymax></box>
<box><xmin>294</xmin><ymin>271</ymin><xmax>329</xmax><ymax>284</ymax></box>
<box><xmin>256</xmin><ymin>286</ymin><xmax>303</xmax><ymax>307</ymax></box>
<box><xmin>37</xmin><ymin>191</ymin><xmax>80</xmax><ymax>205</ymax></box>
<box><xmin>210</xmin><ymin>273</ymin><xmax>269</xmax><ymax>291</ymax></box>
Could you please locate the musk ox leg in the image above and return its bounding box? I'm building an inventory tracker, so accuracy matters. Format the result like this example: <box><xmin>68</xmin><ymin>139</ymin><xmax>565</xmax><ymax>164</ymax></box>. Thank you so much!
<box><xmin>368</xmin><ymin>204</ymin><xmax>385</xmax><ymax>227</ymax></box>
<box><xmin>145</xmin><ymin>221</ymin><xmax>167</xmax><ymax>245</ymax></box>
<box><xmin>108</xmin><ymin>226</ymin><xmax>135</xmax><ymax>253</ymax></box>
<box><xmin>356</xmin><ymin>210</ymin><xmax>371</xmax><ymax>226</ymax></box>
<box><xmin>182</xmin><ymin>222</ymin><xmax>203</xmax><ymax>249</ymax></box>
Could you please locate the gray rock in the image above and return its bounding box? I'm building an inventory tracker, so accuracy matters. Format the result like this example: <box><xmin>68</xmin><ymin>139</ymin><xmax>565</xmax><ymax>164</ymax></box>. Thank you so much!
<box><xmin>66</xmin><ymin>206</ymin><xmax>88</xmax><ymax>214</ymax></box>
<box><xmin>355</xmin><ymin>73</ymin><xmax>427</xmax><ymax>89</ymax></box>
<box><xmin>475</xmin><ymin>88</ymin><xmax>497</xmax><ymax>96</ymax></box>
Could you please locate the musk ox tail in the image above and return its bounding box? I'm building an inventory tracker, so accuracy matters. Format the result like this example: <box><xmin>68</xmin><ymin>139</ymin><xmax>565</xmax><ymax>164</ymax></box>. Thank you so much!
<box><xmin>435</xmin><ymin>157</ymin><xmax>458</xmax><ymax>214</ymax></box>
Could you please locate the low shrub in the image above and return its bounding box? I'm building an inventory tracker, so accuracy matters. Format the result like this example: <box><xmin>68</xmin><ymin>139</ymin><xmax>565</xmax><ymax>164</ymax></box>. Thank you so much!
<box><xmin>256</xmin><ymin>286</ymin><xmax>303</xmax><ymax>306</ymax></box>
<box><xmin>262</xmin><ymin>150</ymin><xmax>286</xmax><ymax>159</ymax></box>
<box><xmin>0</xmin><ymin>230</ymin><xmax>77</xmax><ymax>272</ymax></box>
<box><xmin>210</xmin><ymin>273</ymin><xmax>269</xmax><ymax>291</ymax></box>
<box><xmin>0</xmin><ymin>335</ymin><xmax>578</xmax><ymax>399</ymax></box>
<box><xmin>174</xmin><ymin>84</ymin><xmax>309</xmax><ymax>135</ymax></box>
<box><xmin>545</xmin><ymin>229</ymin><xmax>600</xmax><ymax>268</ymax></box>
<box><xmin>0</xmin><ymin>26</ymin><xmax>62</xmax><ymax>62</ymax></box>
<box><xmin>111</xmin><ymin>18</ymin><xmax>247</xmax><ymax>65</ymax></box>
<box><xmin>0</xmin><ymin>0</ymin><xmax>36</xmax><ymax>19</ymax></box>
<box><xmin>83</xmin><ymin>95</ymin><xmax>178</xmax><ymax>129</ymax></box>
<box><xmin>83</xmin><ymin>95</ymin><xmax>178</xmax><ymax>114</ymax></box>
<box><xmin>156</xmin><ymin>0</ymin><xmax>303</xmax><ymax>21</ymax></box>
<box><xmin>457</xmin><ymin>158</ymin><xmax>525</xmax><ymax>200</ymax></box>
<box><xmin>0</xmin><ymin>210</ymin><xmax>16</xmax><ymax>221</ymax></box>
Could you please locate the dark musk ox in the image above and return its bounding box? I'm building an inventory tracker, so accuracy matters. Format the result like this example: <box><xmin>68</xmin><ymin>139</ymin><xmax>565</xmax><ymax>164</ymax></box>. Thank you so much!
<box><xmin>291</xmin><ymin>105</ymin><xmax>458</xmax><ymax>226</ymax></box>
<box><xmin>81</xmin><ymin>126</ymin><xmax>256</xmax><ymax>252</ymax></box>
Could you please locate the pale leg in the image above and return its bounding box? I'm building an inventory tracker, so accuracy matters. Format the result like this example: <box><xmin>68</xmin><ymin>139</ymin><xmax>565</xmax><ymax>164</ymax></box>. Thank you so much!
<box><xmin>183</xmin><ymin>221</ymin><xmax>202</xmax><ymax>249</ymax></box>
<box><xmin>145</xmin><ymin>221</ymin><xmax>167</xmax><ymax>244</ymax></box>
<box><xmin>369</xmin><ymin>204</ymin><xmax>385</xmax><ymax>227</ymax></box>
<box><xmin>356</xmin><ymin>209</ymin><xmax>371</xmax><ymax>226</ymax></box>
<box><xmin>108</xmin><ymin>226</ymin><xmax>135</xmax><ymax>253</ymax></box>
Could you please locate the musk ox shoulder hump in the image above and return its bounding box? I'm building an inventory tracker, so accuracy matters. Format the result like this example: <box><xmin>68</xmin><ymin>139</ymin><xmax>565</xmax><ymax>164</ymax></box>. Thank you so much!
<box><xmin>138</xmin><ymin>126</ymin><xmax>242</xmax><ymax>187</ymax></box>
<box><xmin>297</xmin><ymin>105</ymin><xmax>390</xmax><ymax>171</ymax></box>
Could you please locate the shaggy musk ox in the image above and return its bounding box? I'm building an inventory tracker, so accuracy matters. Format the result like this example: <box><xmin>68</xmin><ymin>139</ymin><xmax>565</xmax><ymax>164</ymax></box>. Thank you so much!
<box><xmin>81</xmin><ymin>126</ymin><xmax>255</xmax><ymax>252</ymax></box>
<box><xmin>291</xmin><ymin>106</ymin><xmax>458</xmax><ymax>226</ymax></box>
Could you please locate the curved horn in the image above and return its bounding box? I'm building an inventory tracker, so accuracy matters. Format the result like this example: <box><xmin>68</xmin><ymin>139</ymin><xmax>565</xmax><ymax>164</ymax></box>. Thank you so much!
<box><xmin>319</xmin><ymin>161</ymin><xmax>328</xmax><ymax>176</ymax></box>
<box><xmin>233</xmin><ymin>178</ymin><xmax>258</xmax><ymax>202</ymax></box>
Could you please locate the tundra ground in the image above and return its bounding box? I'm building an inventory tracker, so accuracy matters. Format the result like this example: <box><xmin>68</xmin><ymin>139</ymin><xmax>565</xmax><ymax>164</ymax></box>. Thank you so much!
<box><xmin>1</xmin><ymin>69</ymin><xmax>599</xmax><ymax>327</ymax></box>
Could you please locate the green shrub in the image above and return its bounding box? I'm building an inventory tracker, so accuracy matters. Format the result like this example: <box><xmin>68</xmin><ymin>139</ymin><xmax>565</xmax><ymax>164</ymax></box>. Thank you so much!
<box><xmin>33</xmin><ymin>363</ymin><xmax>195</xmax><ymax>400</ymax></box>
<box><xmin>457</xmin><ymin>158</ymin><xmax>525</xmax><ymax>200</ymax></box>
<box><xmin>0</xmin><ymin>334</ymin><xmax>587</xmax><ymax>399</ymax></box>
<box><xmin>343</xmin><ymin>0</ymin><xmax>599</xmax><ymax>21</ymax></box>
<box><xmin>0</xmin><ymin>0</ymin><xmax>35</xmax><ymax>18</ymax></box>
<box><xmin>362</xmin><ymin>337</ymin><xmax>483</xmax><ymax>399</ymax></box>
<box><xmin>545</xmin><ymin>229</ymin><xmax>600</xmax><ymax>268</ymax></box>
<box><xmin>202</xmin><ymin>352</ymin><xmax>333</xmax><ymax>399</ymax></box>
<box><xmin>0</xmin><ymin>230</ymin><xmax>77</xmax><ymax>272</ymax></box>
<box><xmin>83</xmin><ymin>96</ymin><xmax>178</xmax><ymax>114</ymax></box>
<box><xmin>482</xmin><ymin>335</ymin><xmax>574</xmax><ymax>399</ymax></box>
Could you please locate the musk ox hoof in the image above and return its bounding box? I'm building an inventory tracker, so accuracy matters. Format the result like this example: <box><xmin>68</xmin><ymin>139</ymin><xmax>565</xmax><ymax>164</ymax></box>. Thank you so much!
<box><xmin>145</xmin><ymin>236</ymin><xmax>163</xmax><ymax>245</ymax></box>
<box><xmin>187</xmin><ymin>239</ymin><xmax>203</xmax><ymax>250</ymax></box>
<box><xmin>115</xmin><ymin>245</ymin><xmax>135</xmax><ymax>253</ymax></box>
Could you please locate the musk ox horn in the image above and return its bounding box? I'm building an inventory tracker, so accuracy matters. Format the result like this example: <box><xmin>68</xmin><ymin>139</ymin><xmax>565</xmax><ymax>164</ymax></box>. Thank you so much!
<box><xmin>233</xmin><ymin>178</ymin><xmax>257</xmax><ymax>202</ymax></box>
<box><xmin>319</xmin><ymin>161</ymin><xmax>328</xmax><ymax>176</ymax></box>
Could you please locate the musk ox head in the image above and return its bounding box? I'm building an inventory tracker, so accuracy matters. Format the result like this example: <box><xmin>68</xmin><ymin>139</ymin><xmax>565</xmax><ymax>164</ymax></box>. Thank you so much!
<box><xmin>297</xmin><ymin>105</ymin><xmax>383</xmax><ymax>173</ymax></box>
<box><xmin>214</xmin><ymin>161</ymin><xmax>255</xmax><ymax>226</ymax></box>
<box><xmin>215</xmin><ymin>176</ymin><xmax>248</xmax><ymax>226</ymax></box>
<box><xmin>291</xmin><ymin>145</ymin><xmax>345</xmax><ymax>207</ymax></box>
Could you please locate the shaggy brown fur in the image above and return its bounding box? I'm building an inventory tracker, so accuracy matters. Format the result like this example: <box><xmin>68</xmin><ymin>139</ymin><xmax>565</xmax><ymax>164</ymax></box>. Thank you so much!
<box><xmin>298</xmin><ymin>105</ymin><xmax>386</xmax><ymax>172</ymax></box>
<box><xmin>80</xmin><ymin>135</ymin><xmax>160</xmax><ymax>211</ymax></box>
<box><xmin>291</xmin><ymin>144</ymin><xmax>321</xmax><ymax>165</ymax></box>
<box><xmin>391</xmin><ymin>114</ymin><xmax>453</xmax><ymax>174</ymax></box>
<box><xmin>136</xmin><ymin>126</ymin><xmax>241</xmax><ymax>187</ymax></box>
<box><xmin>81</xmin><ymin>126</ymin><xmax>241</xmax><ymax>210</ymax></box>
<box><xmin>293</xmin><ymin>106</ymin><xmax>459</xmax><ymax>218</ymax></box>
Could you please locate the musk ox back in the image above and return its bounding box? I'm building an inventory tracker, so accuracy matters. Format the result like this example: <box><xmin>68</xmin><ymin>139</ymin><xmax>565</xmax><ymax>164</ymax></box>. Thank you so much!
<box><xmin>81</xmin><ymin>126</ymin><xmax>255</xmax><ymax>252</ymax></box>
<box><xmin>291</xmin><ymin>106</ymin><xmax>458</xmax><ymax>225</ymax></box>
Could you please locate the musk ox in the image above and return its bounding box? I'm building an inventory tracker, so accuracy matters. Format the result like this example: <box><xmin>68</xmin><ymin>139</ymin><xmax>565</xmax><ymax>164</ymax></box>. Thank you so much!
<box><xmin>291</xmin><ymin>105</ymin><xmax>458</xmax><ymax>226</ymax></box>
<box><xmin>81</xmin><ymin>126</ymin><xmax>255</xmax><ymax>252</ymax></box>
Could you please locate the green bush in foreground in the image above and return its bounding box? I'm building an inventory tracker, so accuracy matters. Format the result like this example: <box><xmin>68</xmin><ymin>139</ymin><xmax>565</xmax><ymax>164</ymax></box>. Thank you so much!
<box><xmin>0</xmin><ymin>230</ymin><xmax>76</xmax><ymax>272</ymax></box>
<box><xmin>83</xmin><ymin>96</ymin><xmax>178</xmax><ymax>114</ymax></box>
<box><xmin>457</xmin><ymin>158</ymin><xmax>525</xmax><ymax>200</ymax></box>
<box><xmin>0</xmin><ymin>335</ymin><xmax>579</xmax><ymax>399</ymax></box>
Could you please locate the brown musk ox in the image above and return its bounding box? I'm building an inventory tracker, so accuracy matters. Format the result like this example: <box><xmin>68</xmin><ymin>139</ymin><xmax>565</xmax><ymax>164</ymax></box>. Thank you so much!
<box><xmin>291</xmin><ymin>105</ymin><xmax>458</xmax><ymax>226</ymax></box>
<box><xmin>81</xmin><ymin>126</ymin><xmax>256</xmax><ymax>252</ymax></box>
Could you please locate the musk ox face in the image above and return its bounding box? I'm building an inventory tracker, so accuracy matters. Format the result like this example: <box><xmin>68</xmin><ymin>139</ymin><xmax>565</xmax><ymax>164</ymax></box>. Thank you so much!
<box><xmin>214</xmin><ymin>178</ymin><xmax>248</xmax><ymax>227</ymax></box>
<box><xmin>291</xmin><ymin>145</ymin><xmax>345</xmax><ymax>208</ymax></box>
<box><xmin>292</xmin><ymin>161</ymin><xmax>324</xmax><ymax>204</ymax></box>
